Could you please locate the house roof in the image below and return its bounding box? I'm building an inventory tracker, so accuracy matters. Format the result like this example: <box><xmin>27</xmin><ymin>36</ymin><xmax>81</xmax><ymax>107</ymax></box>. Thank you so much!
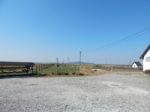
<box><xmin>133</xmin><ymin>61</ymin><xmax>142</xmax><ymax>66</ymax></box>
<box><xmin>140</xmin><ymin>44</ymin><xmax>150</xmax><ymax>59</ymax></box>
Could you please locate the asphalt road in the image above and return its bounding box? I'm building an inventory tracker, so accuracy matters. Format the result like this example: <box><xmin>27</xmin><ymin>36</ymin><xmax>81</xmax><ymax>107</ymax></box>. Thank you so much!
<box><xmin>0</xmin><ymin>73</ymin><xmax>150</xmax><ymax>112</ymax></box>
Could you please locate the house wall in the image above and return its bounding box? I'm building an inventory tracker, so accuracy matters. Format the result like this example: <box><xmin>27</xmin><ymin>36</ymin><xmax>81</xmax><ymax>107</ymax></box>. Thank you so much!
<box><xmin>132</xmin><ymin>63</ymin><xmax>138</xmax><ymax>68</ymax></box>
<box><xmin>143</xmin><ymin>49</ymin><xmax>150</xmax><ymax>71</ymax></box>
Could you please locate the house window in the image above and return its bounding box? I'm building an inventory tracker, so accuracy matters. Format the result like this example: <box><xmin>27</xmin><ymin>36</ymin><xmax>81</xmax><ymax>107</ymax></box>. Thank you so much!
<box><xmin>146</xmin><ymin>57</ymin><xmax>150</xmax><ymax>62</ymax></box>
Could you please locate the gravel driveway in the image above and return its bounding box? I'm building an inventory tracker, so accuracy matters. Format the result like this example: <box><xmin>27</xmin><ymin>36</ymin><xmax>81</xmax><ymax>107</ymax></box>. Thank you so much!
<box><xmin>0</xmin><ymin>73</ymin><xmax>150</xmax><ymax>112</ymax></box>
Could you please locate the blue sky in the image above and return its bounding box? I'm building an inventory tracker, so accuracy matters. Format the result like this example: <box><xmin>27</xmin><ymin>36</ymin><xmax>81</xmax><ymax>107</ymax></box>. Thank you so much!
<box><xmin>0</xmin><ymin>0</ymin><xmax>150</xmax><ymax>64</ymax></box>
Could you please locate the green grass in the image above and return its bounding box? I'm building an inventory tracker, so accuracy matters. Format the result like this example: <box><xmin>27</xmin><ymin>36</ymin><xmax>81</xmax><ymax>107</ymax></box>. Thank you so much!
<box><xmin>36</xmin><ymin>65</ymin><xmax>80</xmax><ymax>76</ymax></box>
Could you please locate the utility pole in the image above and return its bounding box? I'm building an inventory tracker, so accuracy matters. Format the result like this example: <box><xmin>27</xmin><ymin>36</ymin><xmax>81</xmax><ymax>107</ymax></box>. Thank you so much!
<box><xmin>56</xmin><ymin>57</ymin><xmax>59</xmax><ymax>66</ymax></box>
<box><xmin>56</xmin><ymin>57</ymin><xmax>59</xmax><ymax>74</ymax></box>
<box><xmin>67</xmin><ymin>57</ymin><xmax>70</xmax><ymax>64</ymax></box>
<box><xmin>79</xmin><ymin>51</ymin><xmax>82</xmax><ymax>65</ymax></box>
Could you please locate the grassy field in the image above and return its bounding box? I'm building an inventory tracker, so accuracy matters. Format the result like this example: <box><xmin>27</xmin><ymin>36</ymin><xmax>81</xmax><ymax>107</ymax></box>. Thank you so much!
<box><xmin>34</xmin><ymin>64</ymin><xmax>98</xmax><ymax>76</ymax></box>
<box><xmin>36</xmin><ymin>64</ymin><xmax>80</xmax><ymax>76</ymax></box>
<box><xmin>35</xmin><ymin>64</ymin><xmax>142</xmax><ymax>76</ymax></box>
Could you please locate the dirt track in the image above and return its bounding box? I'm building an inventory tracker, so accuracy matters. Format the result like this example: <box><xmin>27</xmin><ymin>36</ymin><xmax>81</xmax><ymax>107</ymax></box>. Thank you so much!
<box><xmin>0</xmin><ymin>73</ymin><xmax>150</xmax><ymax>112</ymax></box>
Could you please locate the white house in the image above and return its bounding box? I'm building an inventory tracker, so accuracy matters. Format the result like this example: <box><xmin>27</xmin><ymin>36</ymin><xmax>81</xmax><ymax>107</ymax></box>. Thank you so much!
<box><xmin>132</xmin><ymin>61</ymin><xmax>142</xmax><ymax>69</ymax></box>
<box><xmin>140</xmin><ymin>44</ymin><xmax>150</xmax><ymax>72</ymax></box>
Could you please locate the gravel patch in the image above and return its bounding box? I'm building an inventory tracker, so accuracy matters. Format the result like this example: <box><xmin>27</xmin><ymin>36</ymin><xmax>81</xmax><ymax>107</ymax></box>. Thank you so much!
<box><xmin>0</xmin><ymin>73</ymin><xmax>150</xmax><ymax>112</ymax></box>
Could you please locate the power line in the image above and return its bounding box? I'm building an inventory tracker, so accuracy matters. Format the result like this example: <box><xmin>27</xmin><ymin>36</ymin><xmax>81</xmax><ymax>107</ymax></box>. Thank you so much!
<box><xmin>86</xmin><ymin>27</ymin><xmax>150</xmax><ymax>53</ymax></box>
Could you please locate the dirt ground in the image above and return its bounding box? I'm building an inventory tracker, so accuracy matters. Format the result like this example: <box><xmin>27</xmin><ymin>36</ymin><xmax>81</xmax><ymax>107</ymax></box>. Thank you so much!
<box><xmin>0</xmin><ymin>72</ymin><xmax>150</xmax><ymax>112</ymax></box>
